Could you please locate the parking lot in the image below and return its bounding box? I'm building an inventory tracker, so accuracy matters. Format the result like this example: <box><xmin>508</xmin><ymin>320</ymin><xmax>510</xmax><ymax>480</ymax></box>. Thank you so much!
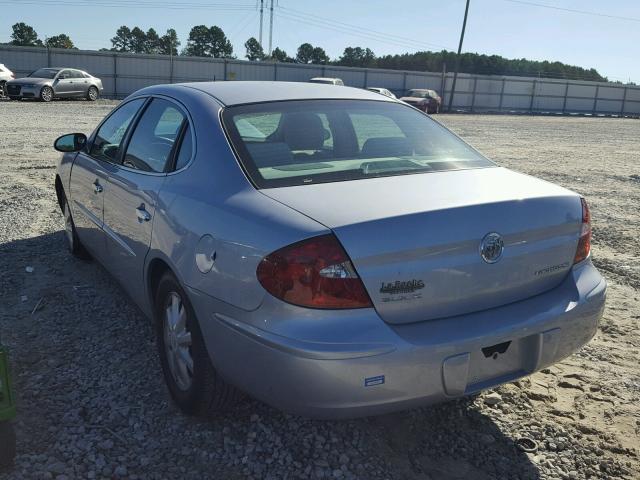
<box><xmin>0</xmin><ymin>100</ymin><xmax>638</xmax><ymax>480</ymax></box>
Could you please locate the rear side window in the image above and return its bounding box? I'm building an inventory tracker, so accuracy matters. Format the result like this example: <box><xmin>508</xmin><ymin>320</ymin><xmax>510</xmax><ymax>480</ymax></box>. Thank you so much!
<box><xmin>90</xmin><ymin>98</ymin><xmax>145</xmax><ymax>163</ymax></box>
<box><xmin>223</xmin><ymin>100</ymin><xmax>492</xmax><ymax>188</ymax></box>
<box><xmin>123</xmin><ymin>98</ymin><xmax>186</xmax><ymax>173</ymax></box>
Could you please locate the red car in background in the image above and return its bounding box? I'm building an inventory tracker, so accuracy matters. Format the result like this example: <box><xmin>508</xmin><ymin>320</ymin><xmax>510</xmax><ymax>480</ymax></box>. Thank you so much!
<box><xmin>400</xmin><ymin>88</ymin><xmax>442</xmax><ymax>114</ymax></box>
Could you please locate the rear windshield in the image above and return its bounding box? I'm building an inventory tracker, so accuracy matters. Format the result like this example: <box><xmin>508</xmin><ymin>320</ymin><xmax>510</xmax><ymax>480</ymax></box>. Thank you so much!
<box><xmin>222</xmin><ymin>99</ymin><xmax>492</xmax><ymax>188</ymax></box>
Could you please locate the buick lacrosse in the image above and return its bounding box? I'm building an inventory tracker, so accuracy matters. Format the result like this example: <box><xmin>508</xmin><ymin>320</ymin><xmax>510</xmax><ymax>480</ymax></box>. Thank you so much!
<box><xmin>54</xmin><ymin>82</ymin><xmax>606</xmax><ymax>418</ymax></box>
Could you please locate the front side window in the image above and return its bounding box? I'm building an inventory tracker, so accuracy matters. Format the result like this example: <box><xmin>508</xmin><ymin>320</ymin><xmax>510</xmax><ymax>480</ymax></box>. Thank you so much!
<box><xmin>90</xmin><ymin>98</ymin><xmax>146</xmax><ymax>163</ymax></box>
<box><xmin>123</xmin><ymin>98</ymin><xmax>186</xmax><ymax>173</ymax></box>
<box><xmin>223</xmin><ymin>100</ymin><xmax>492</xmax><ymax>188</ymax></box>
<box><xmin>29</xmin><ymin>68</ymin><xmax>58</xmax><ymax>79</ymax></box>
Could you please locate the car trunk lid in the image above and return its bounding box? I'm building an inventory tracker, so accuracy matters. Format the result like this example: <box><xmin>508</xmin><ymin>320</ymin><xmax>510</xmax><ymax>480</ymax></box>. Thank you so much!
<box><xmin>261</xmin><ymin>167</ymin><xmax>582</xmax><ymax>324</ymax></box>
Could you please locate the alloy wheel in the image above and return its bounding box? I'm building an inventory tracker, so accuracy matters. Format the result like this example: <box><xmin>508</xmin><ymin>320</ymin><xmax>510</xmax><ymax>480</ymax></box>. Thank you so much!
<box><xmin>163</xmin><ymin>292</ymin><xmax>194</xmax><ymax>391</ymax></box>
<box><xmin>41</xmin><ymin>86</ymin><xmax>53</xmax><ymax>102</ymax></box>
<box><xmin>88</xmin><ymin>87</ymin><xmax>98</xmax><ymax>101</ymax></box>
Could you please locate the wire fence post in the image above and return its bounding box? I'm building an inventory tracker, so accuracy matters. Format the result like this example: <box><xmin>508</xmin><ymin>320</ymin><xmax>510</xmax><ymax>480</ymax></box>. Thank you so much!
<box><xmin>620</xmin><ymin>86</ymin><xmax>628</xmax><ymax>116</ymax></box>
<box><xmin>273</xmin><ymin>62</ymin><xmax>278</xmax><ymax>81</ymax></box>
<box><xmin>529</xmin><ymin>79</ymin><xmax>537</xmax><ymax>113</ymax></box>
<box><xmin>46</xmin><ymin>46</ymin><xmax>51</xmax><ymax>67</ymax></box>
<box><xmin>223</xmin><ymin>59</ymin><xmax>228</xmax><ymax>81</ymax></box>
<box><xmin>402</xmin><ymin>71</ymin><xmax>407</xmax><ymax>93</ymax></box>
<box><xmin>498</xmin><ymin>78</ymin><xmax>505</xmax><ymax>112</ymax></box>
<box><xmin>562</xmin><ymin>82</ymin><xmax>569</xmax><ymax>114</ymax></box>
<box><xmin>363</xmin><ymin>69</ymin><xmax>368</xmax><ymax>88</ymax></box>
<box><xmin>471</xmin><ymin>76</ymin><xmax>478</xmax><ymax>112</ymax></box>
<box><xmin>169</xmin><ymin>53</ymin><xmax>174</xmax><ymax>84</ymax></box>
<box><xmin>592</xmin><ymin>85</ymin><xmax>600</xmax><ymax>115</ymax></box>
<box><xmin>112</xmin><ymin>53</ymin><xmax>117</xmax><ymax>99</ymax></box>
<box><xmin>440</xmin><ymin>63</ymin><xmax>446</xmax><ymax>100</ymax></box>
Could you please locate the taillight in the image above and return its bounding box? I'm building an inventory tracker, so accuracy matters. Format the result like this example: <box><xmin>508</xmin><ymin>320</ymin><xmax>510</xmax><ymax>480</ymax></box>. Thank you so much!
<box><xmin>256</xmin><ymin>234</ymin><xmax>372</xmax><ymax>309</ymax></box>
<box><xmin>574</xmin><ymin>197</ymin><xmax>591</xmax><ymax>264</ymax></box>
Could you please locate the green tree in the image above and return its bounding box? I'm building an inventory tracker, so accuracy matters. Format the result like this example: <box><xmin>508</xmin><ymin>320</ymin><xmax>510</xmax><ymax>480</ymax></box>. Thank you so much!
<box><xmin>44</xmin><ymin>34</ymin><xmax>76</xmax><ymax>49</ymax></box>
<box><xmin>310</xmin><ymin>46</ymin><xmax>329</xmax><ymax>64</ymax></box>
<box><xmin>145</xmin><ymin>28</ymin><xmax>161</xmax><ymax>54</ymax></box>
<box><xmin>269</xmin><ymin>47</ymin><xmax>292</xmax><ymax>62</ymax></box>
<box><xmin>159</xmin><ymin>28</ymin><xmax>180</xmax><ymax>55</ymax></box>
<box><xmin>10</xmin><ymin>22</ymin><xmax>43</xmax><ymax>47</ymax></box>
<box><xmin>244</xmin><ymin>37</ymin><xmax>264</xmax><ymax>61</ymax></box>
<box><xmin>110</xmin><ymin>25</ymin><xmax>132</xmax><ymax>52</ymax></box>
<box><xmin>338</xmin><ymin>46</ymin><xmax>375</xmax><ymax>67</ymax></box>
<box><xmin>295</xmin><ymin>43</ymin><xmax>314</xmax><ymax>63</ymax></box>
<box><xmin>130</xmin><ymin>27</ymin><xmax>147</xmax><ymax>54</ymax></box>
<box><xmin>184</xmin><ymin>25</ymin><xmax>232</xmax><ymax>58</ymax></box>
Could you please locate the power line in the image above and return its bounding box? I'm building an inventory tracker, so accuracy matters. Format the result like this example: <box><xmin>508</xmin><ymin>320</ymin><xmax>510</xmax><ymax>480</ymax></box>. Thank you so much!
<box><xmin>504</xmin><ymin>0</ymin><xmax>640</xmax><ymax>23</ymax></box>
<box><xmin>277</xmin><ymin>5</ymin><xmax>453</xmax><ymax>51</ymax></box>
<box><xmin>0</xmin><ymin>0</ymin><xmax>256</xmax><ymax>10</ymax></box>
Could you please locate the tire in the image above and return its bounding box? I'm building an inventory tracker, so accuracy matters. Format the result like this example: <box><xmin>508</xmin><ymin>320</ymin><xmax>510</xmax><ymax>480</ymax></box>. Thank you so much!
<box><xmin>0</xmin><ymin>422</ymin><xmax>16</xmax><ymax>470</ymax></box>
<box><xmin>86</xmin><ymin>86</ymin><xmax>99</xmax><ymax>101</ymax></box>
<box><xmin>62</xmin><ymin>196</ymin><xmax>89</xmax><ymax>259</ymax></box>
<box><xmin>40</xmin><ymin>85</ymin><xmax>53</xmax><ymax>102</ymax></box>
<box><xmin>155</xmin><ymin>271</ymin><xmax>242</xmax><ymax>416</ymax></box>
<box><xmin>0</xmin><ymin>81</ymin><xmax>6</xmax><ymax>99</ymax></box>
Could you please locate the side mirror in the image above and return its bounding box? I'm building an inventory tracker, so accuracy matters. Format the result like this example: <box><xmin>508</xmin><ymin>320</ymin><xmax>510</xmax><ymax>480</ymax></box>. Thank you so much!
<box><xmin>54</xmin><ymin>133</ymin><xmax>87</xmax><ymax>152</ymax></box>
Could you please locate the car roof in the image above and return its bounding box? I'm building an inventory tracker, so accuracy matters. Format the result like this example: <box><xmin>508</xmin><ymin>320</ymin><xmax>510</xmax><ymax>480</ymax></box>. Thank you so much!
<box><xmin>160</xmin><ymin>81</ymin><xmax>396</xmax><ymax>107</ymax></box>
<box><xmin>310</xmin><ymin>77</ymin><xmax>341</xmax><ymax>81</ymax></box>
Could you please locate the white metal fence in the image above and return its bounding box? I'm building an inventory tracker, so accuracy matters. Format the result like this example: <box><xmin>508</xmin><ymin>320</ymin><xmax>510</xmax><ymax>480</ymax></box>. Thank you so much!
<box><xmin>1</xmin><ymin>44</ymin><xmax>639</xmax><ymax>116</ymax></box>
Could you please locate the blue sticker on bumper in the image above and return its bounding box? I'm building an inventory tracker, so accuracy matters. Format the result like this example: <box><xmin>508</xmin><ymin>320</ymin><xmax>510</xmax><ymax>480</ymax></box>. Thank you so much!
<box><xmin>364</xmin><ymin>375</ymin><xmax>385</xmax><ymax>387</ymax></box>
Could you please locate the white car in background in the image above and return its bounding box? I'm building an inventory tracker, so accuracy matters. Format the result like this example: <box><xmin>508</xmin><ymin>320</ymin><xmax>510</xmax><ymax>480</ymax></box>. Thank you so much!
<box><xmin>366</xmin><ymin>87</ymin><xmax>397</xmax><ymax>99</ymax></box>
<box><xmin>309</xmin><ymin>77</ymin><xmax>344</xmax><ymax>86</ymax></box>
<box><xmin>0</xmin><ymin>64</ymin><xmax>15</xmax><ymax>98</ymax></box>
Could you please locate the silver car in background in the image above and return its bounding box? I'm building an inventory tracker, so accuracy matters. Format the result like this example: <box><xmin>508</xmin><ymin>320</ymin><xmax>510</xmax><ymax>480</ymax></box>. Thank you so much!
<box><xmin>53</xmin><ymin>82</ymin><xmax>606</xmax><ymax>419</ymax></box>
<box><xmin>7</xmin><ymin>67</ymin><xmax>103</xmax><ymax>102</ymax></box>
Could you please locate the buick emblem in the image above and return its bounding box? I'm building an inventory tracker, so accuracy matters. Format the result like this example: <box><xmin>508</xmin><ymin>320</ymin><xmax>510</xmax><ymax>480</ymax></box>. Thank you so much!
<box><xmin>480</xmin><ymin>232</ymin><xmax>504</xmax><ymax>264</ymax></box>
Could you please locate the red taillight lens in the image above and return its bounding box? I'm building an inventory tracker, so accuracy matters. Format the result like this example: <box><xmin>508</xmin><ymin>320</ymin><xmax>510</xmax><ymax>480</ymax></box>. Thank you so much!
<box><xmin>257</xmin><ymin>234</ymin><xmax>372</xmax><ymax>309</ymax></box>
<box><xmin>574</xmin><ymin>197</ymin><xmax>591</xmax><ymax>264</ymax></box>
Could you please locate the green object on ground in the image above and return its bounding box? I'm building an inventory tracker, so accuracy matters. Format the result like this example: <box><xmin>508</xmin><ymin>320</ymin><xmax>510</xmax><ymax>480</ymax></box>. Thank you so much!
<box><xmin>0</xmin><ymin>346</ymin><xmax>16</xmax><ymax>421</ymax></box>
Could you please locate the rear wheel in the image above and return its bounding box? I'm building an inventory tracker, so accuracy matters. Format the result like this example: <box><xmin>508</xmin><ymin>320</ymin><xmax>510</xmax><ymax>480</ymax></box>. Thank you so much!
<box><xmin>0</xmin><ymin>422</ymin><xmax>16</xmax><ymax>470</ymax></box>
<box><xmin>40</xmin><ymin>86</ymin><xmax>53</xmax><ymax>102</ymax></box>
<box><xmin>0</xmin><ymin>81</ymin><xmax>6</xmax><ymax>99</ymax></box>
<box><xmin>86</xmin><ymin>86</ymin><xmax>98</xmax><ymax>101</ymax></box>
<box><xmin>155</xmin><ymin>271</ymin><xmax>242</xmax><ymax>416</ymax></box>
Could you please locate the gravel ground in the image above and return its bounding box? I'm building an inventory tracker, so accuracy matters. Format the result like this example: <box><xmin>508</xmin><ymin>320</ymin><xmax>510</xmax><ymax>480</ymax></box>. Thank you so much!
<box><xmin>0</xmin><ymin>99</ymin><xmax>638</xmax><ymax>480</ymax></box>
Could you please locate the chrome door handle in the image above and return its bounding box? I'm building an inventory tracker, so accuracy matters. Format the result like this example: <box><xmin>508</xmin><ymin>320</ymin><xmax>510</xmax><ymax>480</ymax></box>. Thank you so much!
<box><xmin>136</xmin><ymin>204</ymin><xmax>151</xmax><ymax>223</ymax></box>
<box><xmin>93</xmin><ymin>180</ymin><xmax>103</xmax><ymax>194</ymax></box>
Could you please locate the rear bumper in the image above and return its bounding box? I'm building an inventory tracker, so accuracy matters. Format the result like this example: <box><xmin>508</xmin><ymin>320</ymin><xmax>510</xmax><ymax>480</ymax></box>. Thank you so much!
<box><xmin>188</xmin><ymin>259</ymin><xmax>605</xmax><ymax>419</ymax></box>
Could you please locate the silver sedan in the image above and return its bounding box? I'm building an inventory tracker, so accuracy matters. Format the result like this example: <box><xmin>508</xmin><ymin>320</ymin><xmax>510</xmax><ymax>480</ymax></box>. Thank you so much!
<box><xmin>7</xmin><ymin>67</ymin><xmax>103</xmax><ymax>102</ymax></box>
<box><xmin>53</xmin><ymin>82</ymin><xmax>606</xmax><ymax>419</ymax></box>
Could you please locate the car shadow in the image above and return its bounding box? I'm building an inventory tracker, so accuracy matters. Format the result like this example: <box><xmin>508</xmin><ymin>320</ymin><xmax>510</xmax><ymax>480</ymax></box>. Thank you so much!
<box><xmin>0</xmin><ymin>230</ymin><xmax>541</xmax><ymax>479</ymax></box>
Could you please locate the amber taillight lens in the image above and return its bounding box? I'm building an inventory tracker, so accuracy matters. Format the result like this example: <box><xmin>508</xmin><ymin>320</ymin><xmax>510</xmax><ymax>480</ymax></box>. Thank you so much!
<box><xmin>256</xmin><ymin>234</ymin><xmax>373</xmax><ymax>309</ymax></box>
<box><xmin>574</xmin><ymin>197</ymin><xmax>591</xmax><ymax>264</ymax></box>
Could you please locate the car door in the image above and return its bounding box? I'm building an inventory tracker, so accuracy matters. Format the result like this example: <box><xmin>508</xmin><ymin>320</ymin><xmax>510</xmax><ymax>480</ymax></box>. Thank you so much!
<box><xmin>67</xmin><ymin>70</ymin><xmax>86</xmax><ymax>96</ymax></box>
<box><xmin>69</xmin><ymin>98</ymin><xmax>147</xmax><ymax>260</ymax></box>
<box><xmin>53</xmin><ymin>69</ymin><xmax>74</xmax><ymax>97</ymax></box>
<box><xmin>102</xmin><ymin>97</ymin><xmax>189</xmax><ymax>303</ymax></box>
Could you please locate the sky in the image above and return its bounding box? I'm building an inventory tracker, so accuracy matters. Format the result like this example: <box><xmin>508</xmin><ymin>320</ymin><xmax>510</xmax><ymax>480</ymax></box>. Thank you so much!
<box><xmin>1</xmin><ymin>0</ymin><xmax>639</xmax><ymax>83</ymax></box>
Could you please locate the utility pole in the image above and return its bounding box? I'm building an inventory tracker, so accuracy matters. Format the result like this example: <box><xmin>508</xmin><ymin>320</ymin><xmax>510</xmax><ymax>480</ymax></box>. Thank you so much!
<box><xmin>447</xmin><ymin>0</ymin><xmax>470</xmax><ymax>112</ymax></box>
<box><xmin>268</xmin><ymin>0</ymin><xmax>274</xmax><ymax>56</ymax></box>
<box><xmin>259</xmin><ymin>0</ymin><xmax>264</xmax><ymax>47</ymax></box>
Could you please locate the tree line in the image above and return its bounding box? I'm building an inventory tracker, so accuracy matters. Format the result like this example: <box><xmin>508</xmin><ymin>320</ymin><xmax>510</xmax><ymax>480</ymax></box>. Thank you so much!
<box><xmin>4</xmin><ymin>21</ymin><xmax>609</xmax><ymax>82</ymax></box>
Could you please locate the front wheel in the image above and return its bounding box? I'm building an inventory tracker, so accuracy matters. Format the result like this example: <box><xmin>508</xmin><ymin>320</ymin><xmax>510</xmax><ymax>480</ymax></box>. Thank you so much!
<box><xmin>40</xmin><ymin>86</ymin><xmax>53</xmax><ymax>102</ymax></box>
<box><xmin>0</xmin><ymin>422</ymin><xmax>16</xmax><ymax>470</ymax></box>
<box><xmin>155</xmin><ymin>272</ymin><xmax>242</xmax><ymax>416</ymax></box>
<box><xmin>63</xmin><ymin>197</ymin><xmax>89</xmax><ymax>258</ymax></box>
<box><xmin>86</xmin><ymin>86</ymin><xmax>98</xmax><ymax>101</ymax></box>
<box><xmin>0</xmin><ymin>81</ymin><xmax>6</xmax><ymax>99</ymax></box>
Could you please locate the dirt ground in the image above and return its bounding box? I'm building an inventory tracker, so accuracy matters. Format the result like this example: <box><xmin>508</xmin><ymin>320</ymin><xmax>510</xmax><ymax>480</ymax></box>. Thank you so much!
<box><xmin>0</xmin><ymin>99</ymin><xmax>638</xmax><ymax>480</ymax></box>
